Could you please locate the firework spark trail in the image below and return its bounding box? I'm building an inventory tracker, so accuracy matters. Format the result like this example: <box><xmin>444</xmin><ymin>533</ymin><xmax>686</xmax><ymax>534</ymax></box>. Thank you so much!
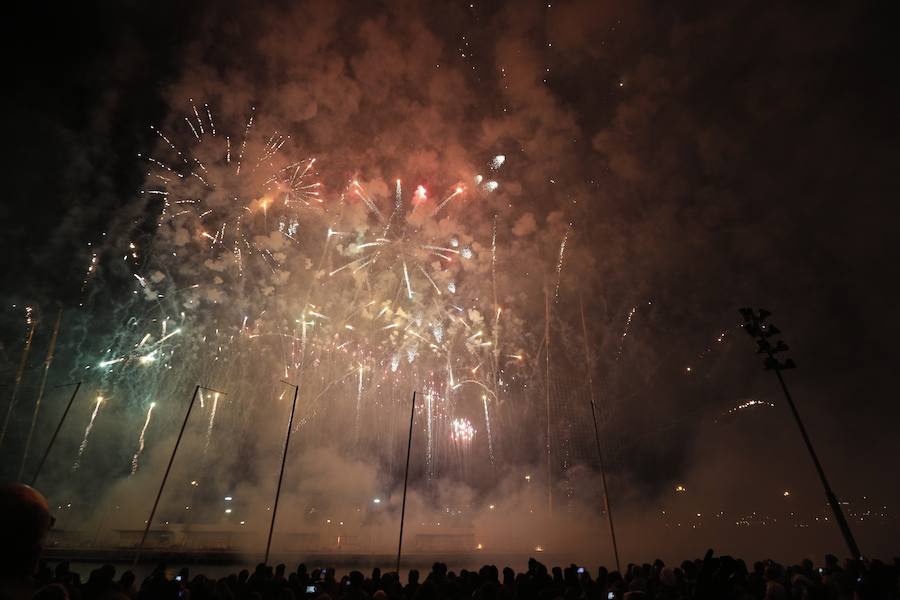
<box><xmin>130</xmin><ymin>402</ymin><xmax>155</xmax><ymax>475</ymax></box>
<box><xmin>80</xmin><ymin>251</ymin><xmax>99</xmax><ymax>304</ymax></box>
<box><xmin>715</xmin><ymin>399</ymin><xmax>776</xmax><ymax>422</ymax></box>
<box><xmin>236</xmin><ymin>108</ymin><xmax>254</xmax><ymax>175</ymax></box>
<box><xmin>381</xmin><ymin>178</ymin><xmax>403</xmax><ymax>236</ymax></box>
<box><xmin>355</xmin><ymin>365</ymin><xmax>364</xmax><ymax>443</ymax></box>
<box><xmin>418</xmin><ymin>265</ymin><xmax>443</xmax><ymax>295</ymax></box>
<box><xmin>491</xmin><ymin>214</ymin><xmax>498</xmax><ymax>307</ymax></box>
<box><xmin>425</xmin><ymin>387</ymin><xmax>434</xmax><ymax>480</ymax></box>
<box><xmin>73</xmin><ymin>396</ymin><xmax>103</xmax><ymax>471</ymax></box>
<box><xmin>352</xmin><ymin>180</ymin><xmax>385</xmax><ymax>222</ymax></box>
<box><xmin>684</xmin><ymin>325</ymin><xmax>736</xmax><ymax>374</ymax></box>
<box><xmin>203</xmin><ymin>393</ymin><xmax>220</xmax><ymax>454</ymax></box>
<box><xmin>554</xmin><ymin>223</ymin><xmax>572</xmax><ymax>302</ymax></box>
<box><xmin>205</xmin><ymin>103</ymin><xmax>215</xmax><ymax>136</ymax></box>
<box><xmin>450</xmin><ymin>417</ymin><xmax>475</xmax><ymax>444</ymax></box>
<box><xmin>403</xmin><ymin>261</ymin><xmax>413</xmax><ymax>299</ymax></box>
<box><xmin>432</xmin><ymin>185</ymin><xmax>464</xmax><ymax>216</ymax></box>
<box><xmin>615</xmin><ymin>306</ymin><xmax>637</xmax><ymax>361</ymax></box>
<box><xmin>490</xmin><ymin>214</ymin><xmax>501</xmax><ymax>392</ymax></box>
<box><xmin>482</xmin><ymin>394</ymin><xmax>495</xmax><ymax>465</ymax></box>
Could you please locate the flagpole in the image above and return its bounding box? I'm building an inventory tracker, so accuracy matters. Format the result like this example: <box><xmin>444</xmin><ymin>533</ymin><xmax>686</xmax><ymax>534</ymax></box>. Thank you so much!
<box><xmin>396</xmin><ymin>391</ymin><xmax>417</xmax><ymax>573</ymax></box>
<box><xmin>580</xmin><ymin>295</ymin><xmax>621</xmax><ymax>572</ymax></box>
<box><xmin>30</xmin><ymin>381</ymin><xmax>82</xmax><ymax>487</ymax></box>
<box><xmin>265</xmin><ymin>381</ymin><xmax>298</xmax><ymax>564</ymax></box>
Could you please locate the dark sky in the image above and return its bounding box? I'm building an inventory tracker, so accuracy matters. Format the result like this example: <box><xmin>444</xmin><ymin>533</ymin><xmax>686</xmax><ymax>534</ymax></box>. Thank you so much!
<box><xmin>1</xmin><ymin>0</ymin><xmax>899</xmax><ymax>559</ymax></box>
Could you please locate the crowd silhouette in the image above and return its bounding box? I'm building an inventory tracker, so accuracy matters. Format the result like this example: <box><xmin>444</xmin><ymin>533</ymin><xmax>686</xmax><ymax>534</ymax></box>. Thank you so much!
<box><xmin>23</xmin><ymin>553</ymin><xmax>900</xmax><ymax>600</ymax></box>
<box><xmin>2</xmin><ymin>484</ymin><xmax>898</xmax><ymax>600</ymax></box>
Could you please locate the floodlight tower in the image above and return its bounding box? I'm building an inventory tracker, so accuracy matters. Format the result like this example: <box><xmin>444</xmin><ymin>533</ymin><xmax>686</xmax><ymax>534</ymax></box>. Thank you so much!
<box><xmin>739</xmin><ymin>307</ymin><xmax>861</xmax><ymax>560</ymax></box>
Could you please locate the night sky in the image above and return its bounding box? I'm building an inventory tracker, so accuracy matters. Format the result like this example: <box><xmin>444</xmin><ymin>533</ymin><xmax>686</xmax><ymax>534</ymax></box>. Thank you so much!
<box><xmin>1</xmin><ymin>1</ymin><xmax>898</xmax><ymax>560</ymax></box>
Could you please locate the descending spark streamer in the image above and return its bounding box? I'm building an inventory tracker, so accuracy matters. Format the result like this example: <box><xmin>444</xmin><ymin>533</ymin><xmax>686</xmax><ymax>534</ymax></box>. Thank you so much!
<box><xmin>80</xmin><ymin>251</ymin><xmax>99</xmax><ymax>304</ymax></box>
<box><xmin>352</xmin><ymin>180</ymin><xmax>386</xmax><ymax>222</ymax></box>
<box><xmin>204</xmin><ymin>393</ymin><xmax>220</xmax><ymax>454</ymax></box>
<box><xmin>615</xmin><ymin>306</ymin><xmax>637</xmax><ymax>360</ymax></box>
<box><xmin>685</xmin><ymin>326</ymin><xmax>735</xmax><ymax>373</ymax></box>
<box><xmin>450</xmin><ymin>417</ymin><xmax>475</xmax><ymax>444</ymax></box>
<box><xmin>130</xmin><ymin>402</ymin><xmax>155</xmax><ymax>474</ymax></box>
<box><xmin>355</xmin><ymin>365</ymin><xmax>364</xmax><ymax>442</ymax></box>
<box><xmin>425</xmin><ymin>386</ymin><xmax>435</xmax><ymax>480</ymax></box>
<box><xmin>432</xmin><ymin>185</ymin><xmax>465</xmax><ymax>216</ymax></box>
<box><xmin>554</xmin><ymin>223</ymin><xmax>572</xmax><ymax>302</ymax></box>
<box><xmin>715</xmin><ymin>399</ymin><xmax>776</xmax><ymax>423</ymax></box>
<box><xmin>482</xmin><ymin>394</ymin><xmax>495</xmax><ymax>465</ymax></box>
<box><xmin>73</xmin><ymin>396</ymin><xmax>104</xmax><ymax>471</ymax></box>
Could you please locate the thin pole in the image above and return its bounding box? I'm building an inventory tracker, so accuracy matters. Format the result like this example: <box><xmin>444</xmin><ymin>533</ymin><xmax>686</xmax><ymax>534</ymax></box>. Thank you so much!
<box><xmin>773</xmin><ymin>369</ymin><xmax>861</xmax><ymax>559</ymax></box>
<box><xmin>0</xmin><ymin>319</ymin><xmax>37</xmax><ymax>449</ymax></box>
<box><xmin>396</xmin><ymin>391</ymin><xmax>416</xmax><ymax>574</ymax></box>
<box><xmin>265</xmin><ymin>382</ymin><xmax>298</xmax><ymax>565</ymax></box>
<box><xmin>19</xmin><ymin>309</ymin><xmax>63</xmax><ymax>480</ymax></box>
<box><xmin>544</xmin><ymin>287</ymin><xmax>553</xmax><ymax>517</ymax></box>
<box><xmin>579</xmin><ymin>295</ymin><xmax>621</xmax><ymax>572</ymax></box>
<box><xmin>133</xmin><ymin>384</ymin><xmax>201</xmax><ymax>567</ymax></box>
<box><xmin>30</xmin><ymin>382</ymin><xmax>81</xmax><ymax>487</ymax></box>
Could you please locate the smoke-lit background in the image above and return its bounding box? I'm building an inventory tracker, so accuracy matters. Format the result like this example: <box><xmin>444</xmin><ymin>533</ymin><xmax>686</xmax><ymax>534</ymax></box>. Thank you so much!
<box><xmin>1</xmin><ymin>0</ymin><xmax>898</xmax><ymax>566</ymax></box>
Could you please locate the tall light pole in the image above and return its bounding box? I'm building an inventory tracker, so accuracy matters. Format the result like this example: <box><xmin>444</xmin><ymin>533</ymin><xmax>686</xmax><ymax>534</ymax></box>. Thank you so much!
<box><xmin>739</xmin><ymin>307</ymin><xmax>861</xmax><ymax>559</ymax></box>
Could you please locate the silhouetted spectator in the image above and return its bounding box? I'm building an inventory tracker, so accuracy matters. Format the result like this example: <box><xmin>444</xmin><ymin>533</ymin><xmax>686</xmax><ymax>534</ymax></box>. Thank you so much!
<box><xmin>0</xmin><ymin>483</ymin><xmax>53</xmax><ymax>600</ymax></box>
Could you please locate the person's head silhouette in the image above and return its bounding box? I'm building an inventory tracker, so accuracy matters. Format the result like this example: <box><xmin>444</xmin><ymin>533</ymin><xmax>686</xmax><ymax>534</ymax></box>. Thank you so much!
<box><xmin>0</xmin><ymin>483</ymin><xmax>53</xmax><ymax>579</ymax></box>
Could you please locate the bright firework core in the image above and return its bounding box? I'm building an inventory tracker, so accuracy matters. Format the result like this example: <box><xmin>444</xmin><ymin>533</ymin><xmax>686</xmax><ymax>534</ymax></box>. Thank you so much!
<box><xmin>89</xmin><ymin>102</ymin><xmax>531</xmax><ymax>504</ymax></box>
<box><xmin>450</xmin><ymin>417</ymin><xmax>476</xmax><ymax>444</ymax></box>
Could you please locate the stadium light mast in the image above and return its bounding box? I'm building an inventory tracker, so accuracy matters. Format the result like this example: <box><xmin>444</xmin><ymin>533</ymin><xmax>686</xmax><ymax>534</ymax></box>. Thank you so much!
<box><xmin>739</xmin><ymin>307</ymin><xmax>861</xmax><ymax>560</ymax></box>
